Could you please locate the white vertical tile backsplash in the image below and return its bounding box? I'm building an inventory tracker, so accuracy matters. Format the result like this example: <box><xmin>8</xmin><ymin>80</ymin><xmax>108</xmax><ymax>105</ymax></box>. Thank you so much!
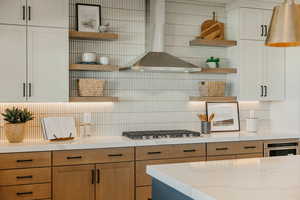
<box><xmin>0</xmin><ymin>0</ymin><xmax>270</xmax><ymax>141</ymax></box>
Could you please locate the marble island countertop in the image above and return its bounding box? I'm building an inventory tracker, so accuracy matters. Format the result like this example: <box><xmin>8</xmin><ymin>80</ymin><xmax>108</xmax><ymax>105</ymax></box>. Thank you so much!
<box><xmin>147</xmin><ymin>155</ymin><xmax>300</xmax><ymax>200</ymax></box>
<box><xmin>0</xmin><ymin>130</ymin><xmax>299</xmax><ymax>153</ymax></box>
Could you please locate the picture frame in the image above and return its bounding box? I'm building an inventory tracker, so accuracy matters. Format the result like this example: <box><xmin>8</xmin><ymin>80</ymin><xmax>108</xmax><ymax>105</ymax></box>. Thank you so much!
<box><xmin>206</xmin><ymin>102</ymin><xmax>240</xmax><ymax>132</ymax></box>
<box><xmin>76</xmin><ymin>3</ymin><xmax>101</xmax><ymax>32</ymax></box>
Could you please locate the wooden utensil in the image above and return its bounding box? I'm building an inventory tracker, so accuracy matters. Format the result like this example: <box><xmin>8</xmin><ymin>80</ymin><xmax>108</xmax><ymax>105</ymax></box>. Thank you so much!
<box><xmin>197</xmin><ymin>114</ymin><xmax>207</xmax><ymax>122</ymax></box>
<box><xmin>208</xmin><ymin>113</ymin><xmax>215</xmax><ymax>122</ymax></box>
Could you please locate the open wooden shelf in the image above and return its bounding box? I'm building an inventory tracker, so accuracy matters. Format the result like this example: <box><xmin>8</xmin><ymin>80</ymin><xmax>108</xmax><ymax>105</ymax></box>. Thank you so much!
<box><xmin>190</xmin><ymin>39</ymin><xmax>237</xmax><ymax>47</ymax></box>
<box><xmin>69</xmin><ymin>96</ymin><xmax>119</xmax><ymax>102</ymax></box>
<box><xmin>191</xmin><ymin>68</ymin><xmax>237</xmax><ymax>74</ymax></box>
<box><xmin>189</xmin><ymin>96</ymin><xmax>237</xmax><ymax>102</ymax></box>
<box><xmin>69</xmin><ymin>64</ymin><xmax>128</xmax><ymax>72</ymax></box>
<box><xmin>69</xmin><ymin>31</ymin><xmax>118</xmax><ymax>41</ymax></box>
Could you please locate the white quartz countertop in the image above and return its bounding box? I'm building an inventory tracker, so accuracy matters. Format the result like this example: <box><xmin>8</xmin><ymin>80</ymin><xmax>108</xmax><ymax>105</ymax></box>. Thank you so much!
<box><xmin>0</xmin><ymin>130</ymin><xmax>299</xmax><ymax>153</ymax></box>
<box><xmin>147</xmin><ymin>155</ymin><xmax>300</xmax><ymax>200</ymax></box>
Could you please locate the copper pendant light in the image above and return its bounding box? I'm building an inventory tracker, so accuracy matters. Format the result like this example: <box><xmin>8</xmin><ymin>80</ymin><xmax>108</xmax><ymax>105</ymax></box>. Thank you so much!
<box><xmin>265</xmin><ymin>0</ymin><xmax>300</xmax><ymax>47</ymax></box>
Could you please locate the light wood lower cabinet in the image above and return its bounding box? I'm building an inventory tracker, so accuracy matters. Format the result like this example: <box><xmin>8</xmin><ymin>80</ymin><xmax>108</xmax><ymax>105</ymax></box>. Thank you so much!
<box><xmin>0</xmin><ymin>183</ymin><xmax>51</xmax><ymax>200</ymax></box>
<box><xmin>53</xmin><ymin>165</ymin><xmax>95</xmax><ymax>200</ymax></box>
<box><xmin>236</xmin><ymin>153</ymin><xmax>263</xmax><ymax>159</ymax></box>
<box><xmin>96</xmin><ymin>162</ymin><xmax>134</xmax><ymax>200</ymax></box>
<box><xmin>136</xmin><ymin>186</ymin><xmax>152</xmax><ymax>200</ymax></box>
<box><xmin>207</xmin><ymin>155</ymin><xmax>237</xmax><ymax>161</ymax></box>
<box><xmin>53</xmin><ymin>162</ymin><xmax>134</xmax><ymax>200</ymax></box>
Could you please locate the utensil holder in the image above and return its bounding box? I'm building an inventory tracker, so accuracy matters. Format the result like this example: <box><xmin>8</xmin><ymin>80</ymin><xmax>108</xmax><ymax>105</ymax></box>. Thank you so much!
<box><xmin>201</xmin><ymin>121</ymin><xmax>211</xmax><ymax>134</ymax></box>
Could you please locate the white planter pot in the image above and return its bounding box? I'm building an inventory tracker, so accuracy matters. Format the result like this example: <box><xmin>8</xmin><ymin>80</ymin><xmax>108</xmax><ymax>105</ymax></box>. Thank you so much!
<box><xmin>207</xmin><ymin>62</ymin><xmax>217</xmax><ymax>68</ymax></box>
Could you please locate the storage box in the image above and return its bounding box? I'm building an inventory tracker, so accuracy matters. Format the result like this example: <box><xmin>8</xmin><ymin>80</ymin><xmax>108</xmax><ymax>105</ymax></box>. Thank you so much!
<box><xmin>78</xmin><ymin>79</ymin><xmax>105</xmax><ymax>97</ymax></box>
<box><xmin>199</xmin><ymin>81</ymin><xmax>225</xmax><ymax>97</ymax></box>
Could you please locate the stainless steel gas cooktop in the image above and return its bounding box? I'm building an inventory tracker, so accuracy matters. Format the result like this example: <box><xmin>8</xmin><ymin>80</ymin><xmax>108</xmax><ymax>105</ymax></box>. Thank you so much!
<box><xmin>122</xmin><ymin>130</ymin><xmax>201</xmax><ymax>140</ymax></box>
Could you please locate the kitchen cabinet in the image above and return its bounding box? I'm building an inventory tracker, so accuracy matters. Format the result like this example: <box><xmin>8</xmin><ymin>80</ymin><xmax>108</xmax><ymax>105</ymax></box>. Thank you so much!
<box><xmin>53</xmin><ymin>165</ymin><xmax>95</xmax><ymax>200</ymax></box>
<box><xmin>0</xmin><ymin>0</ymin><xmax>26</xmax><ymax>25</ymax></box>
<box><xmin>0</xmin><ymin>0</ymin><xmax>68</xmax><ymax>28</ymax></box>
<box><xmin>27</xmin><ymin>27</ymin><xmax>68</xmax><ymax>102</ymax></box>
<box><xmin>0</xmin><ymin>25</ymin><xmax>27</xmax><ymax>102</ymax></box>
<box><xmin>136</xmin><ymin>186</ymin><xmax>152</xmax><ymax>200</ymax></box>
<box><xmin>27</xmin><ymin>0</ymin><xmax>68</xmax><ymax>28</ymax></box>
<box><xmin>96</xmin><ymin>162</ymin><xmax>134</xmax><ymax>200</ymax></box>
<box><xmin>240</xmin><ymin>8</ymin><xmax>272</xmax><ymax>41</ymax></box>
<box><xmin>240</xmin><ymin>40</ymin><xmax>285</xmax><ymax>101</ymax></box>
<box><xmin>53</xmin><ymin>147</ymin><xmax>135</xmax><ymax>200</ymax></box>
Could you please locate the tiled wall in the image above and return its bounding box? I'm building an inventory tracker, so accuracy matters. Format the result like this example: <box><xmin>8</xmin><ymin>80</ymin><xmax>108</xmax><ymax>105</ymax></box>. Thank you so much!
<box><xmin>0</xmin><ymin>0</ymin><xmax>270</xmax><ymax>141</ymax></box>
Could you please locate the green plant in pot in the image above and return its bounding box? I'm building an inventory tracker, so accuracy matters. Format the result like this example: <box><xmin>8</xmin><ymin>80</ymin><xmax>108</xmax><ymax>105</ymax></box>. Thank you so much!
<box><xmin>1</xmin><ymin>107</ymin><xmax>33</xmax><ymax>143</ymax></box>
<box><xmin>206</xmin><ymin>57</ymin><xmax>220</xmax><ymax>68</ymax></box>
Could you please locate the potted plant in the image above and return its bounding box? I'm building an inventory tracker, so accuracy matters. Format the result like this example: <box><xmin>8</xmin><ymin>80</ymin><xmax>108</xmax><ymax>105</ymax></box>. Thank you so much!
<box><xmin>206</xmin><ymin>57</ymin><xmax>220</xmax><ymax>68</ymax></box>
<box><xmin>1</xmin><ymin>107</ymin><xmax>33</xmax><ymax>143</ymax></box>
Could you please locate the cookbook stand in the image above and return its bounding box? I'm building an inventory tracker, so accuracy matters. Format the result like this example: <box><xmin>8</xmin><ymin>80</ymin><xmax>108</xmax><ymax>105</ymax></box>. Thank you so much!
<box><xmin>49</xmin><ymin>133</ymin><xmax>75</xmax><ymax>142</ymax></box>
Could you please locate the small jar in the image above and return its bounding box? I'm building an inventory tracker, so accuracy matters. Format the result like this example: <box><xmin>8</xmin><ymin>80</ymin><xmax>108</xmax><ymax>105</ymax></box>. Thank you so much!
<box><xmin>98</xmin><ymin>56</ymin><xmax>109</xmax><ymax>65</ymax></box>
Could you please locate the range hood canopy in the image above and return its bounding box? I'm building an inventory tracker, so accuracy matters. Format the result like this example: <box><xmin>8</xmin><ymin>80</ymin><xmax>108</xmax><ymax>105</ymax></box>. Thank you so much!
<box><xmin>131</xmin><ymin>0</ymin><xmax>202</xmax><ymax>72</ymax></box>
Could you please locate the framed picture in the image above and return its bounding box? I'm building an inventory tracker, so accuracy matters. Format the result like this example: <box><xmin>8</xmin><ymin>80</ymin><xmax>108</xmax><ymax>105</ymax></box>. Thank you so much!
<box><xmin>206</xmin><ymin>102</ymin><xmax>240</xmax><ymax>132</ymax></box>
<box><xmin>76</xmin><ymin>4</ymin><xmax>101</xmax><ymax>32</ymax></box>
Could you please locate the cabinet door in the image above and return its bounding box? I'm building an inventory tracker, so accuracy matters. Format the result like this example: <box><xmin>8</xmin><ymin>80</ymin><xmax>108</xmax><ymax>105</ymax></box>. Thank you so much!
<box><xmin>264</xmin><ymin>46</ymin><xmax>285</xmax><ymax>101</ymax></box>
<box><xmin>240</xmin><ymin>8</ymin><xmax>264</xmax><ymax>40</ymax></box>
<box><xmin>240</xmin><ymin>40</ymin><xmax>264</xmax><ymax>100</ymax></box>
<box><xmin>27</xmin><ymin>0</ymin><xmax>68</xmax><ymax>28</ymax></box>
<box><xmin>96</xmin><ymin>162</ymin><xmax>134</xmax><ymax>200</ymax></box>
<box><xmin>27</xmin><ymin>27</ymin><xmax>68</xmax><ymax>102</ymax></box>
<box><xmin>53</xmin><ymin>165</ymin><xmax>95</xmax><ymax>200</ymax></box>
<box><xmin>0</xmin><ymin>25</ymin><xmax>27</xmax><ymax>102</ymax></box>
<box><xmin>0</xmin><ymin>0</ymin><xmax>26</xmax><ymax>25</ymax></box>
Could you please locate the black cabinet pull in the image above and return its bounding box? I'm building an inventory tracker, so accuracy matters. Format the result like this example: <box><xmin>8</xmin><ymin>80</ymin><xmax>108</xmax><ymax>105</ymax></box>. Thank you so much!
<box><xmin>16</xmin><ymin>159</ymin><xmax>33</xmax><ymax>163</ymax></box>
<box><xmin>244</xmin><ymin>146</ymin><xmax>256</xmax><ymax>149</ymax></box>
<box><xmin>97</xmin><ymin>169</ymin><xmax>100</xmax><ymax>184</ymax></box>
<box><xmin>16</xmin><ymin>175</ymin><xmax>33</xmax><ymax>179</ymax></box>
<box><xmin>183</xmin><ymin>149</ymin><xmax>196</xmax><ymax>153</ymax></box>
<box><xmin>261</xmin><ymin>85</ymin><xmax>264</xmax><ymax>97</ymax></box>
<box><xmin>147</xmin><ymin>151</ymin><xmax>161</xmax><ymax>155</ymax></box>
<box><xmin>261</xmin><ymin>25</ymin><xmax>264</xmax><ymax>37</ymax></box>
<box><xmin>148</xmin><ymin>199</ymin><xmax>152</xmax><ymax>200</ymax></box>
<box><xmin>108</xmin><ymin>154</ymin><xmax>123</xmax><ymax>157</ymax></box>
<box><xmin>91</xmin><ymin>169</ymin><xmax>95</xmax><ymax>184</ymax></box>
<box><xmin>22</xmin><ymin>6</ymin><xmax>26</xmax><ymax>20</ymax></box>
<box><xmin>264</xmin><ymin>25</ymin><xmax>268</xmax><ymax>36</ymax></box>
<box><xmin>264</xmin><ymin>85</ymin><xmax>267</xmax><ymax>97</ymax></box>
<box><xmin>28</xmin><ymin>83</ymin><xmax>32</xmax><ymax>97</ymax></box>
<box><xmin>66</xmin><ymin>156</ymin><xmax>82</xmax><ymax>160</ymax></box>
<box><xmin>23</xmin><ymin>83</ymin><xmax>26</xmax><ymax>97</ymax></box>
<box><xmin>16</xmin><ymin>192</ymin><xmax>33</xmax><ymax>196</ymax></box>
<box><xmin>216</xmin><ymin>147</ymin><xmax>228</xmax><ymax>151</ymax></box>
<box><xmin>28</xmin><ymin>6</ymin><xmax>31</xmax><ymax>21</ymax></box>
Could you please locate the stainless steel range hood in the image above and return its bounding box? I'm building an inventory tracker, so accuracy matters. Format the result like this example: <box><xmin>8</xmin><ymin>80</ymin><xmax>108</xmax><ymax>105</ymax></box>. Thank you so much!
<box><xmin>131</xmin><ymin>0</ymin><xmax>202</xmax><ymax>73</ymax></box>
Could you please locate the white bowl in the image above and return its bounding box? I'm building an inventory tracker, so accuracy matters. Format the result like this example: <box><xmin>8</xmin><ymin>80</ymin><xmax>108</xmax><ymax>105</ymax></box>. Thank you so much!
<box><xmin>82</xmin><ymin>52</ymin><xmax>97</xmax><ymax>63</ymax></box>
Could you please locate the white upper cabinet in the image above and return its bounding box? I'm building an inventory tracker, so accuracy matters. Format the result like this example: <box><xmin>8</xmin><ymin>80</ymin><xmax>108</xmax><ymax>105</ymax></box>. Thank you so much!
<box><xmin>0</xmin><ymin>0</ymin><xmax>27</xmax><ymax>25</ymax></box>
<box><xmin>239</xmin><ymin>40</ymin><xmax>264</xmax><ymax>101</ymax></box>
<box><xmin>27</xmin><ymin>27</ymin><xmax>68</xmax><ymax>102</ymax></box>
<box><xmin>0</xmin><ymin>25</ymin><xmax>27</xmax><ymax>102</ymax></box>
<box><xmin>27</xmin><ymin>0</ymin><xmax>68</xmax><ymax>28</ymax></box>
<box><xmin>240</xmin><ymin>8</ymin><xmax>272</xmax><ymax>41</ymax></box>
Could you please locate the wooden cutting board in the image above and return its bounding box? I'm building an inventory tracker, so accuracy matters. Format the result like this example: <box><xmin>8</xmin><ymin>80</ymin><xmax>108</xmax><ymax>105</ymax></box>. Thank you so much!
<box><xmin>201</xmin><ymin>12</ymin><xmax>217</xmax><ymax>32</ymax></box>
<box><xmin>199</xmin><ymin>12</ymin><xmax>224</xmax><ymax>40</ymax></box>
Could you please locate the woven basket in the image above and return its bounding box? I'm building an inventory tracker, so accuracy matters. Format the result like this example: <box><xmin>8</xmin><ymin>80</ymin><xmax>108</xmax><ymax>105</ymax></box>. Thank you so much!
<box><xmin>199</xmin><ymin>81</ymin><xmax>225</xmax><ymax>97</ymax></box>
<box><xmin>78</xmin><ymin>79</ymin><xmax>105</xmax><ymax>97</ymax></box>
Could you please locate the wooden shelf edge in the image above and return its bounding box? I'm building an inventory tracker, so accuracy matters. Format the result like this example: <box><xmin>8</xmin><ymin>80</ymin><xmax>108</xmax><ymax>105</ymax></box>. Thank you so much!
<box><xmin>190</xmin><ymin>39</ymin><xmax>237</xmax><ymax>47</ymax></box>
<box><xmin>189</xmin><ymin>96</ymin><xmax>237</xmax><ymax>102</ymax></box>
<box><xmin>69</xmin><ymin>31</ymin><xmax>118</xmax><ymax>41</ymax></box>
<box><xmin>191</xmin><ymin>68</ymin><xmax>237</xmax><ymax>74</ymax></box>
<box><xmin>69</xmin><ymin>64</ymin><xmax>129</xmax><ymax>72</ymax></box>
<box><xmin>69</xmin><ymin>96</ymin><xmax>119</xmax><ymax>102</ymax></box>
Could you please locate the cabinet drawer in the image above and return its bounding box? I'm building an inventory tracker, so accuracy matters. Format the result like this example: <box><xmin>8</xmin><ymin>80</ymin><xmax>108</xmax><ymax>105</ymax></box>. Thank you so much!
<box><xmin>0</xmin><ymin>167</ymin><xmax>51</xmax><ymax>186</ymax></box>
<box><xmin>53</xmin><ymin>147</ymin><xmax>134</xmax><ymax>166</ymax></box>
<box><xmin>136</xmin><ymin>144</ymin><xmax>206</xmax><ymax>161</ymax></box>
<box><xmin>238</xmin><ymin>141</ymin><xmax>263</xmax><ymax>154</ymax></box>
<box><xmin>207</xmin><ymin>155</ymin><xmax>237</xmax><ymax>161</ymax></box>
<box><xmin>207</xmin><ymin>142</ymin><xmax>238</xmax><ymax>156</ymax></box>
<box><xmin>236</xmin><ymin>153</ymin><xmax>263</xmax><ymax>159</ymax></box>
<box><xmin>0</xmin><ymin>183</ymin><xmax>51</xmax><ymax>200</ymax></box>
<box><xmin>136</xmin><ymin>157</ymin><xmax>205</xmax><ymax>186</ymax></box>
<box><xmin>0</xmin><ymin>152</ymin><xmax>51</xmax><ymax>170</ymax></box>
<box><xmin>136</xmin><ymin>186</ymin><xmax>152</xmax><ymax>200</ymax></box>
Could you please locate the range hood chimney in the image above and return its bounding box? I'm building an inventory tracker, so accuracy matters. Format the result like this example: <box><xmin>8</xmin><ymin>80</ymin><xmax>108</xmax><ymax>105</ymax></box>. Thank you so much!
<box><xmin>131</xmin><ymin>0</ymin><xmax>202</xmax><ymax>73</ymax></box>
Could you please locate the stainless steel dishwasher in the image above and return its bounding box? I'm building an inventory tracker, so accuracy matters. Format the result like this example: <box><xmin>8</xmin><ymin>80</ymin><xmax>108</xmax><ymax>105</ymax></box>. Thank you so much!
<box><xmin>264</xmin><ymin>139</ymin><xmax>299</xmax><ymax>157</ymax></box>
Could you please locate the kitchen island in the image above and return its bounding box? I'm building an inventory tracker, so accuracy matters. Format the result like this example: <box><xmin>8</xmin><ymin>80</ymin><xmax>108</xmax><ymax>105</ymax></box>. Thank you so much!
<box><xmin>147</xmin><ymin>156</ymin><xmax>300</xmax><ymax>200</ymax></box>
